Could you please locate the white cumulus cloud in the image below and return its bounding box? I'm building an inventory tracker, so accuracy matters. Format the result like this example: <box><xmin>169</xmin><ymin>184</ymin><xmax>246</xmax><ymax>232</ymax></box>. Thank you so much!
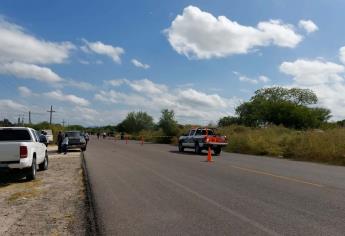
<box><xmin>94</xmin><ymin>78</ymin><xmax>239</xmax><ymax>122</ymax></box>
<box><xmin>165</xmin><ymin>5</ymin><xmax>303</xmax><ymax>59</ymax></box>
<box><xmin>280</xmin><ymin>59</ymin><xmax>344</xmax><ymax>85</ymax></box>
<box><xmin>237</xmin><ymin>73</ymin><xmax>270</xmax><ymax>84</ymax></box>
<box><xmin>0</xmin><ymin>62</ymin><xmax>63</xmax><ymax>83</ymax></box>
<box><xmin>258</xmin><ymin>75</ymin><xmax>270</xmax><ymax>83</ymax></box>
<box><xmin>0</xmin><ymin>18</ymin><xmax>74</xmax><ymax>64</ymax></box>
<box><xmin>0</xmin><ymin>99</ymin><xmax>27</xmax><ymax>111</ymax></box>
<box><xmin>128</xmin><ymin>79</ymin><xmax>168</xmax><ymax>94</ymax></box>
<box><xmin>280</xmin><ymin>59</ymin><xmax>345</xmax><ymax>119</ymax></box>
<box><xmin>81</xmin><ymin>39</ymin><xmax>124</xmax><ymax>64</ymax></box>
<box><xmin>298</xmin><ymin>20</ymin><xmax>318</xmax><ymax>34</ymax></box>
<box><xmin>44</xmin><ymin>90</ymin><xmax>89</xmax><ymax>106</ymax></box>
<box><xmin>131</xmin><ymin>59</ymin><xmax>150</xmax><ymax>69</ymax></box>
<box><xmin>18</xmin><ymin>86</ymin><xmax>35</xmax><ymax>97</ymax></box>
<box><xmin>339</xmin><ymin>46</ymin><xmax>345</xmax><ymax>64</ymax></box>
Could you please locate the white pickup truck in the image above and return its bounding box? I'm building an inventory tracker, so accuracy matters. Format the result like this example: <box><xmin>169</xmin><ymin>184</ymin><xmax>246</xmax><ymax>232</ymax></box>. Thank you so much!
<box><xmin>0</xmin><ymin>127</ymin><xmax>49</xmax><ymax>181</ymax></box>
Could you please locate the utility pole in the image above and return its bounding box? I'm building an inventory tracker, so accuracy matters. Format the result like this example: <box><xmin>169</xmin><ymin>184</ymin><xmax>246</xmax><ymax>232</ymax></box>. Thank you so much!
<box><xmin>47</xmin><ymin>105</ymin><xmax>56</xmax><ymax>125</ymax></box>
<box><xmin>28</xmin><ymin>111</ymin><xmax>31</xmax><ymax>124</ymax></box>
<box><xmin>62</xmin><ymin>120</ymin><xmax>66</xmax><ymax>127</ymax></box>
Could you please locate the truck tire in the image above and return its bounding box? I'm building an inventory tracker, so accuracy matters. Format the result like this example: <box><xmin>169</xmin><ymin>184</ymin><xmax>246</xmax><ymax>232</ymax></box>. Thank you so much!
<box><xmin>178</xmin><ymin>142</ymin><xmax>184</xmax><ymax>152</ymax></box>
<box><xmin>194</xmin><ymin>142</ymin><xmax>201</xmax><ymax>154</ymax></box>
<box><xmin>214</xmin><ymin>147</ymin><xmax>221</xmax><ymax>156</ymax></box>
<box><xmin>26</xmin><ymin>157</ymin><xmax>36</xmax><ymax>181</ymax></box>
<box><xmin>39</xmin><ymin>152</ymin><xmax>48</xmax><ymax>171</ymax></box>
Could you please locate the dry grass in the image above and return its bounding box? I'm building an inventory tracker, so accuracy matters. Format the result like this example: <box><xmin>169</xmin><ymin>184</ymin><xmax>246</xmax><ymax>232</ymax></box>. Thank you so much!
<box><xmin>6</xmin><ymin>179</ymin><xmax>42</xmax><ymax>203</ymax></box>
<box><xmin>220</xmin><ymin>125</ymin><xmax>345</xmax><ymax>166</ymax></box>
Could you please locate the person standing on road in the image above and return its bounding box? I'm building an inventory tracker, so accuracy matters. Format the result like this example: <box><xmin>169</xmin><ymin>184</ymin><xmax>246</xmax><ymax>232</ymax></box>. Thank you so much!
<box><xmin>62</xmin><ymin>134</ymin><xmax>69</xmax><ymax>155</ymax></box>
<box><xmin>97</xmin><ymin>132</ymin><xmax>100</xmax><ymax>139</ymax></box>
<box><xmin>85</xmin><ymin>132</ymin><xmax>90</xmax><ymax>145</ymax></box>
<box><xmin>57</xmin><ymin>131</ymin><xmax>63</xmax><ymax>153</ymax></box>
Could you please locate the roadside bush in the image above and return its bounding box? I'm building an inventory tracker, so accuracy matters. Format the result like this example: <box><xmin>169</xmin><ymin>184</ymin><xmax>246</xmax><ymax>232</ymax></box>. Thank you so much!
<box><xmin>220</xmin><ymin>125</ymin><xmax>345</xmax><ymax>166</ymax></box>
<box><xmin>284</xmin><ymin>129</ymin><xmax>345</xmax><ymax>165</ymax></box>
<box><xmin>222</xmin><ymin>125</ymin><xmax>291</xmax><ymax>157</ymax></box>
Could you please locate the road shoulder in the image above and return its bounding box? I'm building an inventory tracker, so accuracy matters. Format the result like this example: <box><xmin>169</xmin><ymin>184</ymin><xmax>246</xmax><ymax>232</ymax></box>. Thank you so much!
<box><xmin>0</xmin><ymin>146</ymin><xmax>88</xmax><ymax>235</ymax></box>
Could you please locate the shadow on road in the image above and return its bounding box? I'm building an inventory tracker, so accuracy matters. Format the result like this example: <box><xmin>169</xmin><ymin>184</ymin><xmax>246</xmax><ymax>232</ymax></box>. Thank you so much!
<box><xmin>169</xmin><ymin>150</ymin><xmax>207</xmax><ymax>156</ymax></box>
<box><xmin>0</xmin><ymin>170</ymin><xmax>26</xmax><ymax>186</ymax></box>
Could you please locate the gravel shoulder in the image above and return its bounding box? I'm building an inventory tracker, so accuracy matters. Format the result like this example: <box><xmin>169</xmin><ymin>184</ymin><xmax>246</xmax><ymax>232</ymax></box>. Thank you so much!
<box><xmin>0</xmin><ymin>146</ymin><xmax>88</xmax><ymax>236</ymax></box>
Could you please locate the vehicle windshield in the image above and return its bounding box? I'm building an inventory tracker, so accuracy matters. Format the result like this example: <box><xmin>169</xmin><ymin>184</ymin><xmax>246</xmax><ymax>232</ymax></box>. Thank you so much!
<box><xmin>0</xmin><ymin>129</ymin><xmax>31</xmax><ymax>141</ymax></box>
<box><xmin>65</xmin><ymin>132</ymin><xmax>81</xmax><ymax>138</ymax></box>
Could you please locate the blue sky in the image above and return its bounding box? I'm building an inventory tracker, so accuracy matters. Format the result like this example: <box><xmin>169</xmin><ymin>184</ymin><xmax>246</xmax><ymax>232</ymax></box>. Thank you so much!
<box><xmin>1</xmin><ymin>0</ymin><xmax>345</xmax><ymax>126</ymax></box>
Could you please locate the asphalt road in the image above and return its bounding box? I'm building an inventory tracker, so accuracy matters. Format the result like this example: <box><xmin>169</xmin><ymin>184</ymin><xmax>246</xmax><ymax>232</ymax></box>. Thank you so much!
<box><xmin>84</xmin><ymin>137</ymin><xmax>345</xmax><ymax>236</ymax></box>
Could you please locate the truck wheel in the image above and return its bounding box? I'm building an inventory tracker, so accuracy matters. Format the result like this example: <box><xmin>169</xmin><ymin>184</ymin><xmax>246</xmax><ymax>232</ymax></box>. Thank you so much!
<box><xmin>39</xmin><ymin>153</ymin><xmax>48</xmax><ymax>171</ymax></box>
<box><xmin>194</xmin><ymin>142</ymin><xmax>201</xmax><ymax>154</ymax></box>
<box><xmin>214</xmin><ymin>147</ymin><xmax>221</xmax><ymax>156</ymax></box>
<box><xmin>26</xmin><ymin>157</ymin><xmax>36</xmax><ymax>181</ymax></box>
<box><xmin>178</xmin><ymin>142</ymin><xmax>184</xmax><ymax>152</ymax></box>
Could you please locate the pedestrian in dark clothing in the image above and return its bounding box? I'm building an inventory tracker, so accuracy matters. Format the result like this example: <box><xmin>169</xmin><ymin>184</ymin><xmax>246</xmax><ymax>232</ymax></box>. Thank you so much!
<box><xmin>97</xmin><ymin>132</ymin><xmax>100</xmax><ymax>139</ymax></box>
<box><xmin>62</xmin><ymin>134</ymin><xmax>69</xmax><ymax>155</ymax></box>
<box><xmin>57</xmin><ymin>131</ymin><xmax>63</xmax><ymax>153</ymax></box>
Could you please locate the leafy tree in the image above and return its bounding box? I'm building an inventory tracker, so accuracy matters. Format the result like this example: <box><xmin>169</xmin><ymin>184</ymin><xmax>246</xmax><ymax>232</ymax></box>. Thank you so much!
<box><xmin>158</xmin><ymin>109</ymin><xmax>178</xmax><ymax>143</ymax></box>
<box><xmin>218</xmin><ymin>116</ymin><xmax>242</xmax><ymax>127</ymax></box>
<box><xmin>118</xmin><ymin>111</ymin><xmax>154</xmax><ymax>134</ymax></box>
<box><xmin>0</xmin><ymin>119</ymin><xmax>13</xmax><ymax>127</ymax></box>
<box><xmin>235</xmin><ymin>87</ymin><xmax>331</xmax><ymax>129</ymax></box>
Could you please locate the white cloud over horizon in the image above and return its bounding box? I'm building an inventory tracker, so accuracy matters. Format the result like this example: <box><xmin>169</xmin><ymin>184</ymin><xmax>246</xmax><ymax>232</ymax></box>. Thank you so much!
<box><xmin>165</xmin><ymin>5</ymin><xmax>303</xmax><ymax>59</ymax></box>
<box><xmin>44</xmin><ymin>90</ymin><xmax>90</xmax><ymax>106</ymax></box>
<box><xmin>280</xmin><ymin>59</ymin><xmax>345</xmax><ymax>119</ymax></box>
<box><xmin>95</xmin><ymin>78</ymin><xmax>239</xmax><ymax>122</ymax></box>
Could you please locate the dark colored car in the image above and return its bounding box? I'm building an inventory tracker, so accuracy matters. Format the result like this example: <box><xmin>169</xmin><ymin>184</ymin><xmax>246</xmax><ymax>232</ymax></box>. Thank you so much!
<box><xmin>65</xmin><ymin>131</ymin><xmax>87</xmax><ymax>151</ymax></box>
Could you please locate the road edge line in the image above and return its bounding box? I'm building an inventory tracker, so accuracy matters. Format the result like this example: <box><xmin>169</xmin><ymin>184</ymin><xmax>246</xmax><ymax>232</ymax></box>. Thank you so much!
<box><xmin>81</xmin><ymin>151</ymin><xmax>102</xmax><ymax>236</ymax></box>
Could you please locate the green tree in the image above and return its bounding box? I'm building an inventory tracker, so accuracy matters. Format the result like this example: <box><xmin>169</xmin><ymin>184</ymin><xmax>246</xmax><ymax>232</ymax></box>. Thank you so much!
<box><xmin>118</xmin><ymin>111</ymin><xmax>154</xmax><ymax>134</ymax></box>
<box><xmin>158</xmin><ymin>109</ymin><xmax>178</xmax><ymax>143</ymax></box>
<box><xmin>218</xmin><ymin>116</ymin><xmax>242</xmax><ymax>127</ymax></box>
<box><xmin>235</xmin><ymin>87</ymin><xmax>331</xmax><ymax>129</ymax></box>
<box><xmin>0</xmin><ymin>119</ymin><xmax>13</xmax><ymax>127</ymax></box>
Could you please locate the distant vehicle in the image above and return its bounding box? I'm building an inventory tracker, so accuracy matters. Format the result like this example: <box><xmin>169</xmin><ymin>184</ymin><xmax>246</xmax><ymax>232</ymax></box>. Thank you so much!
<box><xmin>178</xmin><ymin>127</ymin><xmax>228</xmax><ymax>155</ymax></box>
<box><xmin>42</xmin><ymin>129</ymin><xmax>53</xmax><ymax>143</ymax></box>
<box><xmin>0</xmin><ymin>127</ymin><xmax>49</xmax><ymax>181</ymax></box>
<box><xmin>65</xmin><ymin>131</ymin><xmax>87</xmax><ymax>151</ymax></box>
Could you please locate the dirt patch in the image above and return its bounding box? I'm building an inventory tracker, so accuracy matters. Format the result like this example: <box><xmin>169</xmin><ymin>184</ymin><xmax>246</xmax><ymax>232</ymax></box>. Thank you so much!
<box><xmin>0</xmin><ymin>146</ymin><xmax>88</xmax><ymax>235</ymax></box>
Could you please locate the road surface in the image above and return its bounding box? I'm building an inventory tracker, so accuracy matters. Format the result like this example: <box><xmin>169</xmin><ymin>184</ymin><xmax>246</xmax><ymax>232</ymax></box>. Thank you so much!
<box><xmin>84</xmin><ymin>138</ymin><xmax>345</xmax><ymax>235</ymax></box>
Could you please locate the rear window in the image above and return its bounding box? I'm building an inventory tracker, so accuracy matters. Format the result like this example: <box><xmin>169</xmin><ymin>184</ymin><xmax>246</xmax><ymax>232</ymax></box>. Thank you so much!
<box><xmin>66</xmin><ymin>132</ymin><xmax>80</xmax><ymax>137</ymax></box>
<box><xmin>0</xmin><ymin>129</ymin><xmax>32</xmax><ymax>141</ymax></box>
<box><xmin>43</xmin><ymin>130</ymin><xmax>53</xmax><ymax>135</ymax></box>
<box><xmin>195</xmin><ymin>129</ymin><xmax>214</xmax><ymax>135</ymax></box>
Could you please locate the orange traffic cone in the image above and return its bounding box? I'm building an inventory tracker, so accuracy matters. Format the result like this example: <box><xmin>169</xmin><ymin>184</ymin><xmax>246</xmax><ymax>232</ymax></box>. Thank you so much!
<box><xmin>207</xmin><ymin>146</ymin><xmax>213</xmax><ymax>162</ymax></box>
